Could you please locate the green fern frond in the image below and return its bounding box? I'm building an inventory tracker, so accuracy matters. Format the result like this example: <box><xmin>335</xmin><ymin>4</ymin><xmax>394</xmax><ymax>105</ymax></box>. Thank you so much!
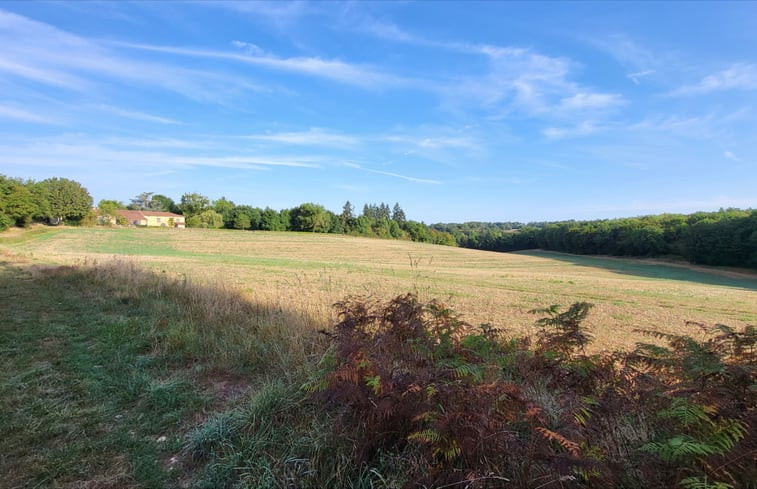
<box><xmin>658</xmin><ymin>399</ymin><xmax>714</xmax><ymax>427</ymax></box>
<box><xmin>408</xmin><ymin>428</ymin><xmax>444</xmax><ymax>444</ymax></box>
<box><xmin>706</xmin><ymin>418</ymin><xmax>748</xmax><ymax>453</ymax></box>
<box><xmin>453</xmin><ymin>363</ymin><xmax>483</xmax><ymax>381</ymax></box>
<box><xmin>364</xmin><ymin>374</ymin><xmax>381</xmax><ymax>395</ymax></box>
<box><xmin>679</xmin><ymin>476</ymin><xmax>734</xmax><ymax>489</ymax></box>
<box><xmin>641</xmin><ymin>436</ymin><xmax>721</xmax><ymax>463</ymax></box>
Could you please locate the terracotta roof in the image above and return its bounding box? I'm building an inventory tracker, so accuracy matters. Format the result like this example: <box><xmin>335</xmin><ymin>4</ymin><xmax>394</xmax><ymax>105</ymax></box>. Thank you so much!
<box><xmin>115</xmin><ymin>210</ymin><xmax>184</xmax><ymax>219</ymax></box>
<box><xmin>141</xmin><ymin>211</ymin><xmax>184</xmax><ymax>218</ymax></box>
<box><xmin>116</xmin><ymin>210</ymin><xmax>146</xmax><ymax>221</ymax></box>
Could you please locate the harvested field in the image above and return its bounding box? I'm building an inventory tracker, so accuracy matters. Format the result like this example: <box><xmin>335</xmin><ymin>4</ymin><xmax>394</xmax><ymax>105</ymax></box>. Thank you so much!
<box><xmin>3</xmin><ymin>226</ymin><xmax>756</xmax><ymax>351</ymax></box>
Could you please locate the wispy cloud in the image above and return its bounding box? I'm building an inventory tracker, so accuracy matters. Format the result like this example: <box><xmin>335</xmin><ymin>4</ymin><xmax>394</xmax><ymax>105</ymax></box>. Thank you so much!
<box><xmin>383</xmin><ymin>135</ymin><xmax>478</xmax><ymax>151</ymax></box>
<box><xmin>0</xmin><ymin>135</ymin><xmax>320</xmax><ymax>173</ymax></box>
<box><xmin>543</xmin><ymin>121</ymin><xmax>601</xmax><ymax>139</ymax></box>
<box><xmin>90</xmin><ymin>104</ymin><xmax>182</xmax><ymax>125</ymax></box>
<box><xmin>205</xmin><ymin>1</ymin><xmax>311</xmax><ymax>27</ymax></box>
<box><xmin>344</xmin><ymin>13</ymin><xmax>624</xmax><ymax>122</ymax></box>
<box><xmin>0</xmin><ymin>10</ymin><xmax>264</xmax><ymax>103</ymax></box>
<box><xmin>0</xmin><ymin>103</ymin><xmax>61</xmax><ymax>124</ymax></box>
<box><xmin>557</xmin><ymin>93</ymin><xmax>624</xmax><ymax>111</ymax></box>
<box><xmin>247</xmin><ymin>128</ymin><xmax>358</xmax><ymax>147</ymax></box>
<box><xmin>590</xmin><ymin>35</ymin><xmax>662</xmax><ymax>75</ymax></box>
<box><xmin>673</xmin><ymin>63</ymin><xmax>757</xmax><ymax>95</ymax></box>
<box><xmin>629</xmin><ymin>113</ymin><xmax>724</xmax><ymax>139</ymax></box>
<box><xmin>724</xmin><ymin>150</ymin><xmax>741</xmax><ymax>162</ymax></box>
<box><xmin>345</xmin><ymin>162</ymin><xmax>442</xmax><ymax>184</ymax></box>
<box><xmin>114</xmin><ymin>41</ymin><xmax>414</xmax><ymax>90</ymax></box>
<box><xmin>626</xmin><ymin>69</ymin><xmax>655</xmax><ymax>85</ymax></box>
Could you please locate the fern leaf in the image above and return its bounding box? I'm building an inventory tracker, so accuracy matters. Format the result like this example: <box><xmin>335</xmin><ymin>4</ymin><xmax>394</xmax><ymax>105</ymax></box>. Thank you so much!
<box><xmin>408</xmin><ymin>428</ymin><xmax>443</xmax><ymax>444</ymax></box>
<box><xmin>535</xmin><ymin>427</ymin><xmax>581</xmax><ymax>457</ymax></box>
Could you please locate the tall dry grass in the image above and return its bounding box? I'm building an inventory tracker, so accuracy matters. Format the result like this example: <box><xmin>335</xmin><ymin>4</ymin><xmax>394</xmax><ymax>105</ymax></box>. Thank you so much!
<box><xmin>64</xmin><ymin>257</ymin><xmax>328</xmax><ymax>378</ymax></box>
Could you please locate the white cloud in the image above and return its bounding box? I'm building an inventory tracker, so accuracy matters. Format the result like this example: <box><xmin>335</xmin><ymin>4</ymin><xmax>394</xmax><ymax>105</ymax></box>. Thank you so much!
<box><xmin>384</xmin><ymin>135</ymin><xmax>478</xmax><ymax>151</ymax></box>
<box><xmin>543</xmin><ymin>121</ymin><xmax>601</xmax><ymax>139</ymax></box>
<box><xmin>0</xmin><ymin>135</ymin><xmax>320</xmax><ymax>173</ymax></box>
<box><xmin>557</xmin><ymin>93</ymin><xmax>624</xmax><ymax>111</ymax></box>
<box><xmin>246</xmin><ymin>128</ymin><xmax>358</xmax><ymax>147</ymax></box>
<box><xmin>0</xmin><ymin>10</ymin><xmax>264</xmax><ymax>103</ymax></box>
<box><xmin>0</xmin><ymin>104</ymin><xmax>61</xmax><ymax>124</ymax></box>
<box><xmin>231</xmin><ymin>40</ymin><xmax>265</xmax><ymax>56</ymax></box>
<box><xmin>206</xmin><ymin>1</ymin><xmax>311</xmax><ymax>26</ymax></box>
<box><xmin>626</xmin><ymin>69</ymin><xmax>655</xmax><ymax>85</ymax></box>
<box><xmin>90</xmin><ymin>104</ymin><xmax>182</xmax><ymax>125</ymax></box>
<box><xmin>673</xmin><ymin>63</ymin><xmax>757</xmax><ymax>95</ymax></box>
<box><xmin>355</xmin><ymin>17</ymin><xmax>419</xmax><ymax>44</ymax></box>
<box><xmin>115</xmin><ymin>42</ymin><xmax>413</xmax><ymax>90</ymax></box>
<box><xmin>724</xmin><ymin>150</ymin><xmax>741</xmax><ymax>162</ymax></box>
<box><xmin>590</xmin><ymin>35</ymin><xmax>662</xmax><ymax>74</ymax></box>
<box><xmin>341</xmin><ymin>14</ymin><xmax>622</xmax><ymax>122</ymax></box>
<box><xmin>348</xmin><ymin>163</ymin><xmax>442</xmax><ymax>184</ymax></box>
<box><xmin>629</xmin><ymin>114</ymin><xmax>723</xmax><ymax>139</ymax></box>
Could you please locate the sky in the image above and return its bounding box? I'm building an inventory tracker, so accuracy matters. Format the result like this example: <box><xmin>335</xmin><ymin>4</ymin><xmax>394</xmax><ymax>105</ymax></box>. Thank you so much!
<box><xmin>1</xmin><ymin>1</ymin><xmax>756</xmax><ymax>223</ymax></box>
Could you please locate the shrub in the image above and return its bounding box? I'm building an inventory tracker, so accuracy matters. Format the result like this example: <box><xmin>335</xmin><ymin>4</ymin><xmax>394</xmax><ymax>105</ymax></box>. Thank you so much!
<box><xmin>311</xmin><ymin>294</ymin><xmax>755</xmax><ymax>488</ymax></box>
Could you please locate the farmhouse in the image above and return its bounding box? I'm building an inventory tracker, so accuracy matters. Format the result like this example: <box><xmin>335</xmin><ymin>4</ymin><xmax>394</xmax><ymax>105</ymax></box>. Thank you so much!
<box><xmin>116</xmin><ymin>210</ymin><xmax>186</xmax><ymax>228</ymax></box>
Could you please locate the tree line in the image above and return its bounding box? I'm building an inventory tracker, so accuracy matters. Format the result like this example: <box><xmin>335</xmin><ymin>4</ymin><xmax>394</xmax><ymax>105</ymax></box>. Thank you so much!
<box><xmin>3</xmin><ymin>174</ymin><xmax>755</xmax><ymax>268</ymax></box>
<box><xmin>123</xmin><ymin>191</ymin><xmax>456</xmax><ymax>245</ymax></box>
<box><xmin>0</xmin><ymin>175</ymin><xmax>93</xmax><ymax>229</ymax></box>
<box><xmin>0</xmin><ymin>176</ymin><xmax>455</xmax><ymax>246</ymax></box>
<box><xmin>434</xmin><ymin>209</ymin><xmax>757</xmax><ymax>268</ymax></box>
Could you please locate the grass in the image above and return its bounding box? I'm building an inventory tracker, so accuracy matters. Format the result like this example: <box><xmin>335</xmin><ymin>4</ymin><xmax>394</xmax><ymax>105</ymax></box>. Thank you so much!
<box><xmin>0</xmin><ymin>254</ymin><xmax>323</xmax><ymax>488</ymax></box>
<box><xmin>1</xmin><ymin>226</ymin><xmax>754</xmax><ymax>487</ymax></box>
<box><xmin>3</xmin><ymin>226</ymin><xmax>755</xmax><ymax>351</ymax></box>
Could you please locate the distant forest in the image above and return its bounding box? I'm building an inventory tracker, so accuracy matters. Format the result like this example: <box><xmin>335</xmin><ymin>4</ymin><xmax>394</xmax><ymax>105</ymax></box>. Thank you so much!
<box><xmin>2</xmin><ymin>174</ymin><xmax>756</xmax><ymax>269</ymax></box>
<box><xmin>434</xmin><ymin>209</ymin><xmax>757</xmax><ymax>268</ymax></box>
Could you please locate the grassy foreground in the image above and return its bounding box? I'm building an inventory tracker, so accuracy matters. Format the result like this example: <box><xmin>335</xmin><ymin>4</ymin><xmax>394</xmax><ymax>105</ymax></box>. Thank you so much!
<box><xmin>2</xmin><ymin>255</ymin><xmax>754</xmax><ymax>488</ymax></box>
<box><xmin>0</xmin><ymin>256</ymin><xmax>328</xmax><ymax>488</ymax></box>
<box><xmin>1</xmin><ymin>227</ymin><xmax>755</xmax><ymax>487</ymax></box>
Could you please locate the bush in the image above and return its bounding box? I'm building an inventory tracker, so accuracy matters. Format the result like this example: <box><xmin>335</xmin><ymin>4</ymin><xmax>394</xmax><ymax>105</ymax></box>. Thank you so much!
<box><xmin>310</xmin><ymin>294</ymin><xmax>756</xmax><ymax>488</ymax></box>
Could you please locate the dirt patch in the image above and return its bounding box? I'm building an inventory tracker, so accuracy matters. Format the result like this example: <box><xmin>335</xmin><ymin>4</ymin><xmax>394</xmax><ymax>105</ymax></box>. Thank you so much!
<box><xmin>204</xmin><ymin>374</ymin><xmax>250</xmax><ymax>407</ymax></box>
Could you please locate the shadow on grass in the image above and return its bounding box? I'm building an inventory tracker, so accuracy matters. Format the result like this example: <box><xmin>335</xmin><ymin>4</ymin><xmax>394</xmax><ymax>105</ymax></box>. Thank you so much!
<box><xmin>0</xmin><ymin>257</ymin><xmax>325</xmax><ymax>489</ymax></box>
<box><xmin>515</xmin><ymin>250</ymin><xmax>757</xmax><ymax>291</ymax></box>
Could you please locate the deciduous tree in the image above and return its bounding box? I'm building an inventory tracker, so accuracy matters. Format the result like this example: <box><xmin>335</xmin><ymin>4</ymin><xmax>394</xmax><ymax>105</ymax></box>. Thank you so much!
<box><xmin>36</xmin><ymin>177</ymin><xmax>93</xmax><ymax>224</ymax></box>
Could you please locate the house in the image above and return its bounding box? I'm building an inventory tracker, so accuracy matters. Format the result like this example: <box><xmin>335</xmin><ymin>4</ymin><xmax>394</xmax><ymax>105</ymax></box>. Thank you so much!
<box><xmin>116</xmin><ymin>210</ymin><xmax>186</xmax><ymax>228</ymax></box>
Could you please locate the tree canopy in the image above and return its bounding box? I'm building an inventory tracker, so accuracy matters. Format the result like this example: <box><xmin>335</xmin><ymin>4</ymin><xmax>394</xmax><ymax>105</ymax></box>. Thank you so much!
<box><xmin>37</xmin><ymin>177</ymin><xmax>93</xmax><ymax>224</ymax></box>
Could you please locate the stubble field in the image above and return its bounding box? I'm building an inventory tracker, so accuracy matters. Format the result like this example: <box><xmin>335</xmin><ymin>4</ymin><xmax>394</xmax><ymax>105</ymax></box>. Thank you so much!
<box><xmin>4</xmin><ymin>226</ymin><xmax>756</xmax><ymax>351</ymax></box>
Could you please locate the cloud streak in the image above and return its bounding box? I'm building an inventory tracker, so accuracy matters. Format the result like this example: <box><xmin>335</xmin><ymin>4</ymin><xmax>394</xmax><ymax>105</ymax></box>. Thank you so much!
<box><xmin>246</xmin><ymin>128</ymin><xmax>358</xmax><ymax>147</ymax></box>
<box><xmin>113</xmin><ymin>41</ymin><xmax>414</xmax><ymax>90</ymax></box>
<box><xmin>344</xmin><ymin>162</ymin><xmax>442</xmax><ymax>184</ymax></box>
<box><xmin>0</xmin><ymin>10</ymin><xmax>264</xmax><ymax>103</ymax></box>
<box><xmin>90</xmin><ymin>104</ymin><xmax>182</xmax><ymax>125</ymax></box>
<box><xmin>0</xmin><ymin>104</ymin><xmax>61</xmax><ymax>124</ymax></box>
<box><xmin>673</xmin><ymin>63</ymin><xmax>757</xmax><ymax>95</ymax></box>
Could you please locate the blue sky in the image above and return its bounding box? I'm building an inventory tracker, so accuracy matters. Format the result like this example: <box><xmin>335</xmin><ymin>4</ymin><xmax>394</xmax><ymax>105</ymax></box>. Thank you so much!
<box><xmin>1</xmin><ymin>1</ymin><xmax>756</xmax><ymax>223</ymax></box>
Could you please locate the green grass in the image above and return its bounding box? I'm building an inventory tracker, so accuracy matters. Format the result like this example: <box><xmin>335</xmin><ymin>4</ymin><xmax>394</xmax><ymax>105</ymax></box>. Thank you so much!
<box><xmin>1</xmin><ymin>227</ymin><xmax>755</xmax><ymax>487</ymax></box>
<box><xmin>0</xmin><ymin>257</ymin><xmax>325</xmax><ymax>488</ymax></box>
<box><xmin>0</xmin><ymin>262</ymin><xmax>196</xmax><ymax>488</ymax></box>
<box><xmin>519</xmin><ymin>250</ymin><xmax>757</xmax><ymax>290</ymax></box>
<box><xmin>4</xmin><ymin>226</ymin><xmax>756</xmax><ymax>352</ymax></box>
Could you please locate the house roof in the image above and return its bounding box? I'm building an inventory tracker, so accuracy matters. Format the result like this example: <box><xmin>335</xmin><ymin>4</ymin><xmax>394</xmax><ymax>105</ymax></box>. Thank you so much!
<box><xmin>115</xmin><ymin>210</ymin><xmax>184</xmax><ymax>220</ymax></box>
<box><xmin>116</xmin><ymin>210</ymin><xmax>146</xmax><ymax>221</ymax></box>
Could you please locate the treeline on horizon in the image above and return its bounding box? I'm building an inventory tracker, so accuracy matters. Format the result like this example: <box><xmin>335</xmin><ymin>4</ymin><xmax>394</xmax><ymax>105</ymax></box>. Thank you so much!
<box><xmin>434</xmin><ymin>209</ymin><xmax>757</xmax><ymax>268</ymax></box>
<box><xmin>0</xmin><ymin>175</ymin><xmax>456</xmax><ymax>246</ymax></box>
<box><xmin>2</xmin><ymin>174</ymin><xmax>756</xmax><ymax>268</ymax></box>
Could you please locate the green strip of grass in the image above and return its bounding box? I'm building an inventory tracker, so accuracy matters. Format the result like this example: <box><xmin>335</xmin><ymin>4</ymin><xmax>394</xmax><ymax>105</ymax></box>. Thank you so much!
<box><xmin>518</xmin><ymin>250</ymin><xmax>757</xmax><ymax>290</ymax></box>
<box><xmin>0</xmin><ymin>261</ymin><xmax>212</xmax><ymax>488</ymax></box>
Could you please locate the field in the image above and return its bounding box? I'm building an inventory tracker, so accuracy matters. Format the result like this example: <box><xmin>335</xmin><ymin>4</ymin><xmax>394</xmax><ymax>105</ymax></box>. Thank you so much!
<box><xmin>3</xmin><ymin>226</ymin><xmax>756</xmax><ymax>351</ymax></box>
<box><xmin>2</xmin><ymin>226</ymin><xmax>756</xmax><ymax>488</ymax></box>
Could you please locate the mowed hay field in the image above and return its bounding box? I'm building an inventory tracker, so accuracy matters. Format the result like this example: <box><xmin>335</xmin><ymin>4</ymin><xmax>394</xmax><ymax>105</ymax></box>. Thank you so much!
<box><xmin>3</xmin><ymin>226</ymin><xmax>756</xmax><ymax>351</ymax></box>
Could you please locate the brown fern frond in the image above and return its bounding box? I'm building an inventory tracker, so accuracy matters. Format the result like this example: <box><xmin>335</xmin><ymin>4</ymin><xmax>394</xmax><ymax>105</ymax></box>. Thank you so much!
<box><xmin>535</xmin><ymin>427</ymin><xmax>582</xmax><ymax>458</ymax></box>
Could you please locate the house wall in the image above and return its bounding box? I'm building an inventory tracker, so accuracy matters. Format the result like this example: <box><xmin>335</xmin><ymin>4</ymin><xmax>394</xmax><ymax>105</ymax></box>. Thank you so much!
<box><xmin>144</xmin><ymin>215</ymin><xmax>185</xmax><ymax>228</ymax></box>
